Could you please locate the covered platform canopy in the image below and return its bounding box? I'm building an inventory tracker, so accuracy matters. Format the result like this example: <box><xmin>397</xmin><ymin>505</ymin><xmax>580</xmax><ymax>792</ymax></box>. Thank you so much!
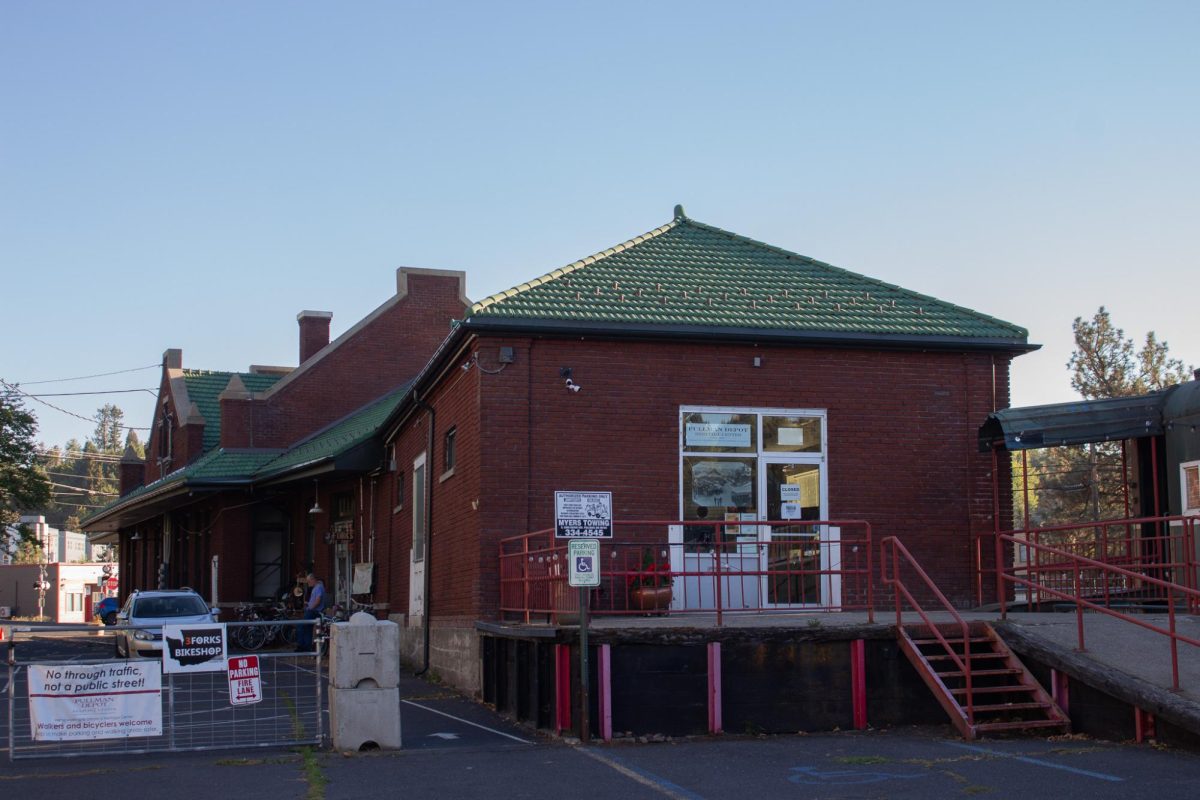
<box><xmin>978</xmin><ymin>390</ymin><xmax>1174</xmax><ymax>452</ymax></box>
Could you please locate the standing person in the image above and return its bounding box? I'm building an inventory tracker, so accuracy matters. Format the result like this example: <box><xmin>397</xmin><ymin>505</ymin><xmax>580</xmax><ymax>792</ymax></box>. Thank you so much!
<box><xmin>297</xmin><ymin>573</ymin><xmax>325</xmax><ymax>652</ymax></box>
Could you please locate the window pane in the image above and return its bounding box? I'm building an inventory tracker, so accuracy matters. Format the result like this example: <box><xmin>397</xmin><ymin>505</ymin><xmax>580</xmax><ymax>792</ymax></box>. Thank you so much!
<box><xmin>763</xmin><ymin>415</ymin><xmax>822</xmax><ymax>453</ymax></box>
<box><xmin>412</xmin><ymin>463</ymin><xmax>426</xmax><ymax>561</ymax></box>
<box><xmin>683</xmin><ymin>456</ymin><xmax>757</xmax><ymax>548</ymax></box>
<box><xmin>1186</xmin><ymin>465</ymin><xmax>1200</xmax><ymax>511</ymax></box>
<box><xmin>682</xmin><ymin>412</ymin><xmax>757</xmax><ymax>453</ymax></box>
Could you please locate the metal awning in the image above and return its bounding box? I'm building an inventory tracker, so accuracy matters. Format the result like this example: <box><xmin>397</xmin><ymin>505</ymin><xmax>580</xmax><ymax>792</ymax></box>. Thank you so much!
<box><xmin>978</xmin><ymin>390</ymin><xmax>1174</xmax><ymax>451</ymax></box>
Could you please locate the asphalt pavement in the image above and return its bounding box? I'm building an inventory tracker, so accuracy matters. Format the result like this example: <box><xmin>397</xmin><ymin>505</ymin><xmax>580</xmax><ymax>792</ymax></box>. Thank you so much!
<box><xmin>6</xmin><ymin>631</ymin><xmax>1200</xmax><ymax>799</ymax></box>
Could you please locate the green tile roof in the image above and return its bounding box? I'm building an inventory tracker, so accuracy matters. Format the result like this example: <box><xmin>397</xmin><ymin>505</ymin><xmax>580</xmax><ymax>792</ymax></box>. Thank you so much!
<box><xmin>183</xmin><ymin>370</ymin><xmax>284</xmax><ymax>452</ymax></box>
<box><xmin>82</xmin><ymin>382</ymin><xmax>411</xmax><ymax>526</ymax></box>
<box><xmin>254</xmin><ymin>382</ymin><xmax>411</xmax><ymax>480</ymax></box>
<box><xmin>469</xmin><ymin>210</ymin><xmax>1028</xmax><ymax>341</ymax></box>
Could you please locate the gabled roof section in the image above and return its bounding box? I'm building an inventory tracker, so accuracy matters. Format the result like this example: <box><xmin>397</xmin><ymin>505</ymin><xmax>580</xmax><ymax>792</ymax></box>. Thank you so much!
<box><xmin>468</xmin><ymin>208</ymin><xmax>1029</xmax><ymax>344</ymax></box>
<box><xmin>254</xmin><ymin>381</ymin><xmax>412</xmax><ymax>480</ymax></box>
<box><xmin>81</xmin><ymin>382</ymin><xmax>413</xmax><ymax>531</ymax></box>
<box><xmin>182</xmin><ymin>370</ymin><xmax>284</xmax><ymax>451</ymax></box>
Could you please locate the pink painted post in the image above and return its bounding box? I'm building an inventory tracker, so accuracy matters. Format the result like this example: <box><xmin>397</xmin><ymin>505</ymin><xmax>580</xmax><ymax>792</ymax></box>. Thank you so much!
<box><xmin>851</xmin><ymin>639</ymin><xmax>867</xmax><ymax>730</ymax></box>
<box><xmin>707</xmin><ymin>642</ymin><xmax>723</xmax><ymax>734</ymax></box>
<box><xmin>1051</xmin><ymin>669</ymin><xmax>1070</xmax><ymax>715</ymax></box>
<box><xmin>1135</xmin><ymin>708</ymin><xmax>1156</xmax><ymax>743</ymax></box>
<box><xmin>555</xmin><ymin>644</ymin><xmax>571</xmax><ymax>735</ymax></box>
<box><xmin>599</xmin><ymin>644</ymin><xmax>612</xmax><ymax>742</ymax></box>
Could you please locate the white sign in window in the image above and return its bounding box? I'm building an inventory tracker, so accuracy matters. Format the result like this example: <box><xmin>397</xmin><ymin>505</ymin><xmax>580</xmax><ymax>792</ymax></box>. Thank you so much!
<box><xmin>777</xmin><ymin>427</ymin><xmax>805</xmax><ymax>446</ymax></box>
<box><xmin>686</xmin><ymin>422</ymin><xmax>752</xmax><ymax>448</ymax></box>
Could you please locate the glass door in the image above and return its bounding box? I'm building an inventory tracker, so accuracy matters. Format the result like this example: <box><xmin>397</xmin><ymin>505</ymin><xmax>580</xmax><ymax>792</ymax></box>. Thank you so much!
<box><xmin>762</xmin><ymin>459</ymin><xmax>827</xmax><ymax>607</ymax></box>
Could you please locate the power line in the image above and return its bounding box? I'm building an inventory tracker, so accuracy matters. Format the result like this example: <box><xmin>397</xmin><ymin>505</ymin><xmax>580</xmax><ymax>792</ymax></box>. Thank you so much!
<box><xmin>26</xmin><ymin>389</ymin><xmax>158</xmax><ymax>398</ymax></box>
<box><xmin>18</xmin><ymin>363</ymin><xmax>160</xmax><ymax>385</ymax></box>
<box><xmin>36</xmin><ymin>450</ymin><xmax>124</xmax><ymax>462</ymax></box>
<box><xmin>1</xmin><ymin>379</ymin><xmax>151</xmax><ymax>431</ymax></box>
<box><xmin>47</xmin><ymin>480</ymin><xmax>116</xmax><ymax>496</ymax></box>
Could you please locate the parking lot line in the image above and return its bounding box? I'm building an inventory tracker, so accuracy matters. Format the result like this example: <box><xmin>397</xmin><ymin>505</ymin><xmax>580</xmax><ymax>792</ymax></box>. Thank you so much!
<box><xmin>400</xmin><ymin>700</ymin><xmax>533</xmax><ymax>744</ymax></box>
<box><xmin>577</xmin><ymin>748</ymin><xmax>707</xmax><ymax>800</ymax></box>
<box><xmin>945</xmin><ymin>742</ymin><xmax>1123</xmax><ymax>782</ymax></box>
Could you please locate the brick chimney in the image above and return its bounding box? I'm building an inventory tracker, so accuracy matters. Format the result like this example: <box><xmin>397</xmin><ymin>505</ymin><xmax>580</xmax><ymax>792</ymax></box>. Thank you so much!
<box><xmin>119</xmin><ymin>446</ymin><xmax>146</xmax><ymax>497</ymax></box>
<box><xmin>297</xmin><ymin>311</ymin><xmax>333</xmax><ymax>364</ymax></box>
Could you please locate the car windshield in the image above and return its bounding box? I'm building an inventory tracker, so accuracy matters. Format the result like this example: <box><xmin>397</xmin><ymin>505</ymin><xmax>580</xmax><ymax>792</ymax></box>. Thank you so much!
<box><xmin>131</xmin><ymin>596</ymin><xmax>209</xmax><ymax>618</ymax></box>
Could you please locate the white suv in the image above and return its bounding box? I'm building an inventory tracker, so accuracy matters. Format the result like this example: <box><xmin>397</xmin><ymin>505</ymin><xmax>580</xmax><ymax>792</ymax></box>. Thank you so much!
<box><xmin>114</xmin><ymin>589</ymin><xmax>219</xmax><ymax>659</ymax></box>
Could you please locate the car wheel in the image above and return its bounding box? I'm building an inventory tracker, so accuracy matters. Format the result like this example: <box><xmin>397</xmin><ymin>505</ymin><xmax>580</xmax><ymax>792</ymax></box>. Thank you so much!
<box><xmin>115</xmin><ymin>637</ymin><xmax>126</xmax><ymax>659</ymax></box>
<box><xmin>103</xmin><ymin>611</ymin><xmax>118</xmax><ymax>626</ymax></box>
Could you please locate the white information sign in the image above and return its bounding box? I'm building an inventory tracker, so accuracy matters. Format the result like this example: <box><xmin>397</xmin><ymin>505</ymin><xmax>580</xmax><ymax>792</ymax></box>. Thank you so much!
<box><xmin>555</xmin><ymin>491</ymin><xmax>613</xmax><ymax>539</ymax></box>
<box><xmin>776</xmin><ymin>427</ymin><xmax>806</xmax><ymax>446</ymax></box>
<box><xmin>685</xmin><ymin>422</ymin><xmax>752</xmax><ymax>448</ymax></box>
<box><xmin>162</xmin><ymin>623</ymin><xmax>228</xmax><ymax>674</ymax></box>
<box><xmin>780</xmin><ymin>485</ymin><xmax>801</xmax><ymax>501</ymax></box>
<box><xmin>568</xmin><ymin>539</ymin><xmax>601</xmax><ymax>587</ymax></box>
<box><xmin>28</xmin><ymin>662</ymin><xmax>162</xmax><ymax>741</ymax></box>
<box><xmin>227</xmin><ymin>655</ymin><xmax>263</xmax><ymax>706</ymax></box>
<box><xmin>781</xmin><ymin>502</ymin><xmax>803</xmax><ymax>520</ymax></box>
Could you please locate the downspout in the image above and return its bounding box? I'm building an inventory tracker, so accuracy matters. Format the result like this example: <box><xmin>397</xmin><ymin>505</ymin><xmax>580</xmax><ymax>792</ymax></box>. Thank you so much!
<box><xmin>414</xmin><ymin>392</ymin><xmax>435</xmax><ymax>676</ymax></box>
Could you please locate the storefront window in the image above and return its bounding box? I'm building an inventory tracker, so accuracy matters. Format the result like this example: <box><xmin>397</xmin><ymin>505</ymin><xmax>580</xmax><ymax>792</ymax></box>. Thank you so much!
<box><xmin>763</xmin><ymin>415</ymin><xmax>822</xmax><ymax>453</ymax></box>
<box><xmin>680</xmin><ymin>407</ymin><xmax>827</xmax><ymax>554</ymax></box>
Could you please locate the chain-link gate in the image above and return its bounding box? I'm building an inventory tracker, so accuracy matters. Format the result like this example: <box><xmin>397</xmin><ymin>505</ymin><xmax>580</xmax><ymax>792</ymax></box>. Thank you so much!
<box><xmin>3</xmin><ymin>621</ymin><xmax>324</xmax><ymax>760</ymax></box>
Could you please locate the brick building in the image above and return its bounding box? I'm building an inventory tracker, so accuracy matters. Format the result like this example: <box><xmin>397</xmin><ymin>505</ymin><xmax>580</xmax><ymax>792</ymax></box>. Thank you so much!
<box><xmin>84</xmin><ymin>207</ymin><xmax>1032</xmax><ymax>693</ymax></box>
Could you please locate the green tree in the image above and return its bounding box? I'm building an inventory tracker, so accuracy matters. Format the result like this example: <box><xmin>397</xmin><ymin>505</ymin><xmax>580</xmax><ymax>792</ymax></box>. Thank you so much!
<box><xmin>1023</xmin><ymin>308</ymin><xmax>1193</xmax><ymax>528</ymax></box>
<box><xmin>0</xmin><ymin>384</ymin><xmax>51</xmax><ymax>525</ymax></box>
<box><xmin>1067</xmin><ymin>307</ymin><xmax>1191</xmax><ymax>399</ymax></box>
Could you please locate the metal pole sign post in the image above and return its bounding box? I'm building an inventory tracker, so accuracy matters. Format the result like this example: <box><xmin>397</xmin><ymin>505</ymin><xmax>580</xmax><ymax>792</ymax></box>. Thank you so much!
<box><xmin>568</xmin><ymin>538</ymin><xmax>601</xmax><ymax>744</ymax></box>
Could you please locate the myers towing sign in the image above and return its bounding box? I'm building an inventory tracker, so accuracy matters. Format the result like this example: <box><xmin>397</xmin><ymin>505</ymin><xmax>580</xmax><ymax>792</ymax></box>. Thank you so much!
<box><xmin>29</xmin><ymin>662</ymin><xmax>162</xmax><ymax>741</ymax></box>
<box><xmin>554</xmin><ymin>491</ymin><xmax>613</xmax><ymax>538</ymax></box>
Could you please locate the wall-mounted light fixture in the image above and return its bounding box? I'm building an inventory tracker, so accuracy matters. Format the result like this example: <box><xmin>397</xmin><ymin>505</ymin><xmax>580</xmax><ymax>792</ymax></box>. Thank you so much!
<box><xmin>308</xmin><ymin>479</ymin><xmax>324</xmax><ymax>515</ymax></box>
<box><xmin>560</xmin><ymin>367</ymin><xmax>581</xmax><ymax>393</ymax></box>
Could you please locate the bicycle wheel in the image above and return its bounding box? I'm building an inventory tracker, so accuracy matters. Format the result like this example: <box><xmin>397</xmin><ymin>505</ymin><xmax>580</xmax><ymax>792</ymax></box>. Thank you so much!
<box><xmin>238</xmin><ymin>623</ymin><xmax>268</xmax><ymax>651</ymax></box>
<box><xmin>280</xmin><ymin>622</ymin><xmax>298</xmax><ymax>646</ymax></box>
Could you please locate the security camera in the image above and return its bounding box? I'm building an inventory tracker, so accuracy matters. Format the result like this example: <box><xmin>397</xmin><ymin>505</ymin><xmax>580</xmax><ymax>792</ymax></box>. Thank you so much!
<box><xmin>565</xmin><ymin>378</ymin><xmax>581</xmax><ymax>393</ymax></box>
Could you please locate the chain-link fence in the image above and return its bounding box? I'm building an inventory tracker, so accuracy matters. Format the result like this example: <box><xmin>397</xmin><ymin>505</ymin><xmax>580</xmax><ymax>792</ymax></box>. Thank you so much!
<box><xmin>2</xmin><ymin>621</ymin><xmax>324</xmax><ymax>760</ymax></box>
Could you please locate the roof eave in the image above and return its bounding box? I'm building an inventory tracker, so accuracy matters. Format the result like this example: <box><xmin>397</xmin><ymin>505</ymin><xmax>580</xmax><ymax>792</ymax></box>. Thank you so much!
<box><xmin>461</xmin><ymin>316</ymin><xmax>1038</xmax><ymax>354</ymax></box>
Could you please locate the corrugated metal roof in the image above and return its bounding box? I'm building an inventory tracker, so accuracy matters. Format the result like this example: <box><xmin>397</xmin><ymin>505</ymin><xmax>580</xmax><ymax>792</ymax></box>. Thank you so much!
<box><xmin>979</xmin><ymin>390</ymin><xmax>1174</xmax><ymax>451</ymax></box>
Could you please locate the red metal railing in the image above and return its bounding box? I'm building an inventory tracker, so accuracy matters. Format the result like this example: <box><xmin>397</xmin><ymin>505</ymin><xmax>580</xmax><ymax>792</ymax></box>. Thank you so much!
<box><xmin>979</xmin><ymin>515</ymin><xmax>1200</xmax><ymax>611</ymax></box>
<box><xmin>498</xmin><ymin>520</ymin><xmax>873</xmax><ymax>626</ymax></box>
<box><xmin>996</xmin><ymin>531</ymin><xmax>1200</xmax><ymax>690</ymax></box>
<box><xmin>880</xmin><ymin>535</ymin><xmax>974</xmax><ymax>726</ymax></box>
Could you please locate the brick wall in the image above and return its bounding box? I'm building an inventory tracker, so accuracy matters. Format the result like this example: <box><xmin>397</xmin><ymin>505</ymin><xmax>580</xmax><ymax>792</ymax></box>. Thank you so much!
<box><xmin>239</xmin><ymin>271</ymin><xmax>467</xmax><ymax>449</ymax></box>
<box><xmin>384</xmin><ymin>335</ymin><xmax>1017</xmax><ymax>619</ymax></box>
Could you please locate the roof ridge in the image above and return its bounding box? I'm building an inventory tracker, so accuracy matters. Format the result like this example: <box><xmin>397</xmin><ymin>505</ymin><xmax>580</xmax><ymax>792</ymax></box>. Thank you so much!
<box><xmin>468</xmin><ymin>217</ymin><xmax>681</xmax><ymax>315</ymax></box>
<box><xmin>678</xmin><ymin>217</ymin><xmax>1028</xmax><ymax>337</ymax></box>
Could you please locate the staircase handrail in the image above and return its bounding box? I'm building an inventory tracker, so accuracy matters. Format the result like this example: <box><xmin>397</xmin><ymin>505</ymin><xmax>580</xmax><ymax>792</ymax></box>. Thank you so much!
<box><xmin>997</xmin><ymin>531</ymin><xmax>1200</xmax><ymax>690</ymax></box>
<box><xmin>881</xmin><ymin>535</ymin><xmax>974</xmax><ymax>724</ymax></box>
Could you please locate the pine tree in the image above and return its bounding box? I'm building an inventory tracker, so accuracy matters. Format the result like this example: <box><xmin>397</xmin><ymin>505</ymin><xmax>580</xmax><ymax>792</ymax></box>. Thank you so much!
<box><xmin>1023</xmin><ymin>308</ymin><xmax>1194</xmax><ymax>527</ymax></box>
<box><xmin>0</xmin><ymin>384</ymin><xmax>51</xmax><ymax>558</ymax></box>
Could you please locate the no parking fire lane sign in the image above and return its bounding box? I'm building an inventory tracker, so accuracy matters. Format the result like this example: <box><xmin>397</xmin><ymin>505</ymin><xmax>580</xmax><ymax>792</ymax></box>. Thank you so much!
<box><xmin>227</xmin><ymin>655</ymin><xmax>262</xmax><ymax>706</ymax></box>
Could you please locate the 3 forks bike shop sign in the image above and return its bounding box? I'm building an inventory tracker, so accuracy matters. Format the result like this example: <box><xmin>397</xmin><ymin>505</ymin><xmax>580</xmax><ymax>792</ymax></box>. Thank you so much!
<box><xmin>28</xmin><ymin>662</ymin><xmax>162</xmax><ymax>741</ymax></box>
<box><xmin>162</xmin><ymin>623</ymin><xmax>228</xmax><ymax>673</ymax></box>
<box><xmin>227</xmin><ymin>655</ymin><xmax>263</xmax><ymax>706</ymax></box>
<box><xmin>555</xmin><ymin>491</ymin><xmax>613</xmax><ymax>539</ymax></box>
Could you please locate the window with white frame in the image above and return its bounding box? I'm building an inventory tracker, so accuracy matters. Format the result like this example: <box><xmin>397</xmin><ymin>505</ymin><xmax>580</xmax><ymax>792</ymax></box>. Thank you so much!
<box><xmin>1183</xmin><ymin>460</ymin><xmax>1200</xmax><ymax>515</ymax></box>
<box><xmin>679</xmin><ymin>406</ymin><xmax>827</xmax><ymax>552</ymax></box>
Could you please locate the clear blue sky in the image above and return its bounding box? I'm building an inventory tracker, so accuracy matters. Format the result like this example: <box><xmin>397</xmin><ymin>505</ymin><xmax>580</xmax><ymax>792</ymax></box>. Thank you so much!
<box><xmin>3</xmin><ymin>1</ymin><xmax>1197</xmax><ymax>448</ymax></box>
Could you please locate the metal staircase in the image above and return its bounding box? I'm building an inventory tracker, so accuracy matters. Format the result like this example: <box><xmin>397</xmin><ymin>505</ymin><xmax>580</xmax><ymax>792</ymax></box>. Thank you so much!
<box><xmin>898</xmin><ymin>621</ymin><xmax>1069</xmax><ymax>739</ymax></box>
<box><xmin>881</xmin><ymin>536</ymin><xmax>1070</xmax><ymax>740</ymax></box>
